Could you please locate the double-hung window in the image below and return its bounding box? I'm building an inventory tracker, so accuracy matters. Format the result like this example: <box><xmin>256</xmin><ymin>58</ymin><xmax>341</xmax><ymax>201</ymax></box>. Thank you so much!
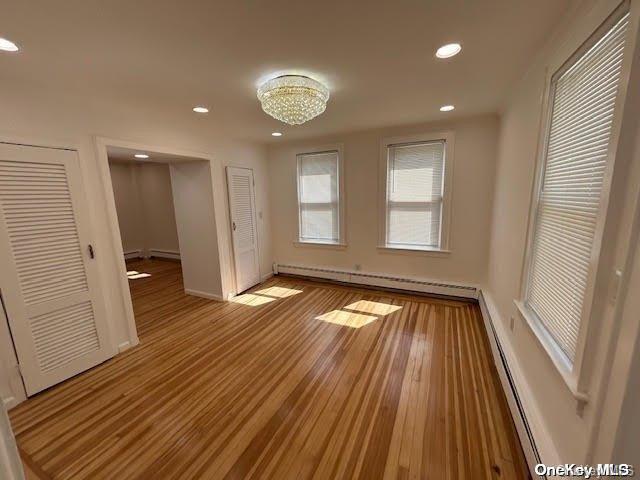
<box><xmin>522</xmin><ymin>9</ymin><xmax>630</xmax><ymax>377</ymax></box>
<box><xmin>296</xmin><ymin>149</ymin><xmax>343</xmax><ymax>245</ymax></box>
<box><xmin>380</xmin><ymin>133</ymin><xmax>453</xmax><ymax>252</ymax></box>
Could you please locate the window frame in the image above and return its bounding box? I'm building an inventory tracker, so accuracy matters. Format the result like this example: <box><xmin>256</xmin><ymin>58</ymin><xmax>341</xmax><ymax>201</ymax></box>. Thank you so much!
<box><xmin>295</xmin><ymin>144</ymin><xmax>346</xmax><ymax>247</ymax></box>
<box><xmin>378</xmin><ymin>131</ymin><xmax>454</xmax><ymax>254</ymax></box>
<box><xmin>518</xmin><ymin>2</ymin><xmax>632</xmax><ymax>403</ymax></box>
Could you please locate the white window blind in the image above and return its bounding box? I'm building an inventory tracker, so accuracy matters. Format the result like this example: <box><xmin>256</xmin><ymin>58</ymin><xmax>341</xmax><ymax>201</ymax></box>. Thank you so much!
<box><xmin>297</xmin><ymin>151</ymin><xmax>340</xmax><ymax>243</ymax></box>
<box><xmin>386</xmin><ymin>141</ymin><xmax>445</xmax><ymax>249</ymax></box>
<box><xmin>526</xmin><ymin>12</ymin><xmax>629</xmax><ymax>363</ymax></box>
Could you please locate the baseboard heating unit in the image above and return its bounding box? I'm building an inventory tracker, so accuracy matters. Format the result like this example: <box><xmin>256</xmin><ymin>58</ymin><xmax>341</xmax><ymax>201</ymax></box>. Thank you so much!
<box><xmin>123</xmin><ymin>249</ymin><xmax>143</xmax><ymax>260</ymax></box>
<box><xmin>478</xmin><ymin>291</ymin><xmax>542</xmax><ymax>478</ymax></box>
<box><xmin>274</xmin><ymin>263</ymin><xmax>478</xmax><ymax>299</ymax></box>
<box><xmin>148</xmin><ymin>249</ymin><xmax>181</xmax><ymax>260</ymax></box>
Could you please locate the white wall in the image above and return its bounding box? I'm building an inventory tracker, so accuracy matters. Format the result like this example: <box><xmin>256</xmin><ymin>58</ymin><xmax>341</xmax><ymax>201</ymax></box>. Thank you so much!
<box><xmin>0</xmin><ymin>306</ymin><xmax>22</xmax><ymax>408</ymax></box>
<box><xmin>108</xmin><ymin>162</ymin><xmax>146</xmax><ymax>254</ymax></box>
<box><xmin>0</xmin><ymin>400</ymin><xmax>23</xmax><ymax>480</ymax></box>
<box><xmin>0</xmin><ymin>81</ymin><xmax>272</xmax><ymax>406</ymax></box>
<box><xmin>137</xmin><ymin>162</ymin><xmax>180</xmax><ymax>254</ymax></box>
<box><xmin>485</xmin><ymin>0</ymin><xmax>640</xmax><ymax>465</ymax></box>
<box><xmin>170</xmin><ymin>161</ymin><xmax>223</xmax><ymax>299</ymax></box>
<box><xmin>268</xmin><ymin>114</ymin><xmax>499</xmax><ymax>285</ymax></box>
<box><xmin>109</xmin><ymin>161</ymin><xmax>180</xmax><ymax>256</ymax></box>
<box><xmin>609</xmin><ymin>234</ymin><xmax>640</xmax><ymax>466</ymax></box>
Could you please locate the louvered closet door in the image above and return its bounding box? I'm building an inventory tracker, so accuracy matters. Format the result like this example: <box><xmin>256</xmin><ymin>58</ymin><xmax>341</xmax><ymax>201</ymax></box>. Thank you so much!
<box><xmin>226</xmin><ymin>167</ymin><xmax>260</xmax><ymax>293</ymax></box>
<box><xmin>0</xmin><ymin>143</ymin><xmax>112</xmax><ymax>395</ymax></box>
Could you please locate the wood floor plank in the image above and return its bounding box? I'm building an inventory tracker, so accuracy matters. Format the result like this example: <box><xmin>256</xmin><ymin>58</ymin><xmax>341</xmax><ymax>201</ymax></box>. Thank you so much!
<box><xmin>11</xmin><ymin>259</ymin><xmax>529</xmax><ymax>479</ymax></box>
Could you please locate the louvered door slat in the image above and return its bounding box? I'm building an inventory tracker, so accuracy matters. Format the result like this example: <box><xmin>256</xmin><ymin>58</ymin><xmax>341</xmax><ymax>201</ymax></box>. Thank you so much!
<box><xmin>11</xmin><ymin>249</ymin><xmax>81</xmax><ymax>265</ymax></box>
<box><xmin>10</xmin><ymin>225</ymin><xmax>77</xmax><ymax>237</ymax></box>
<box><xmin>23</xmin><ymin>285</ymin><xmax>90</xmax><ymax>306</ymax></box>
<box><xmin>18</xmin><ymin>258</ymin><xmax>85</xmax><ymax>276</ymax></box>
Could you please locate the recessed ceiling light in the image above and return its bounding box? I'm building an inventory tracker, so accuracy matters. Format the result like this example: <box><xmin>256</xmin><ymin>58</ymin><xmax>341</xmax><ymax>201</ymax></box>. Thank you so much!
<box><xmin>0</xmin><ymin>37</ymin><xmax>19</xmax><ymax>52</ymax></box>
<box><xmin>134</xmin><ymin>153</ymin><xmax>149</xmax><ymax>159</ymax></box>
<box><xmin>193</xmin><ymin>106</ymin><xmax>209</xmax><ymax>113</ymax></box>
<box><xmin>440</xmin><ymin>105</ymin><xmax>455</xmax><ymax>112</ymax></box>
<box><xmin>271</xmin><ymin>132</ymin><xmax>282</xmax><ymax>137</ymax></box>
<box><xmin>436</xmin><ymin>43</ymin><xmax>462</xmax><ymax>59</ymax></box>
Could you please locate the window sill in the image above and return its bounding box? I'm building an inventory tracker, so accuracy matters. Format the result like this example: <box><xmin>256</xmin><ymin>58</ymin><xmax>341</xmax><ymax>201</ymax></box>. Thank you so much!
<box><xmin>377</xmin><ymin>245</ymin><xmax>451</xmax><ymax>257</ymax></box>
<box><xmin>514</xmin><ymin>300</ymin><xmax>589</xmax><ymax>405</ymax></box>
<box><xmin>294</xmin><ymin>241</ymin><xmax>347</xmax><ymax>250</ymax></box>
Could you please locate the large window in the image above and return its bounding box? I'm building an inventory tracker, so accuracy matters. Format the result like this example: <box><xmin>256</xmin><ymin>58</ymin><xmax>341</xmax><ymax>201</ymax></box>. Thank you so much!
<box><xmin>523</xmin><ymin>10</ymin><xmax>630</xmax><ymax>371</ymax></box>
<box><xmin>296</xmin><ymin>149</ymin><xmax>343</xmax><ymax>244</ymax></box>
<box><xmin>380</xmin><ymin>133</ymin><xmax>452</xmax><ymax>252</ymax></box>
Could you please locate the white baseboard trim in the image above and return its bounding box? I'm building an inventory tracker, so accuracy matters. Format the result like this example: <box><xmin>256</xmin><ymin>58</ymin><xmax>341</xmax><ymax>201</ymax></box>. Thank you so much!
<box><xmin>117</xmin><ymin>341</ymin><xmax>134</xmax><ymax>353</ymax></box>
<box><xmin>124</xmin><ymin>249</ymin><xmax>143</xmax><ymax>260</ymax></box>
<box><xmin>185</xmin><ymin>288</ymin><xmax>224</xmax><ymax>302</ymax></box>
<box><xmin>261</xmin><ymin>272</ymin><xmax>274</xmax><ymax>283</ymax></box>
<box><xmin>148</xmin><ymin>249</ymin><xmax>180</xmax><ymax>260</ymax></box>
<box><xmin>478</xmin><ymin>289</ymin><xmax>560</xmax><ymax>477</ymax></box>
<box><xmin>274</xmin><ymin>263</ymin><xmax>478</xmax><ymax>299</ymax></box>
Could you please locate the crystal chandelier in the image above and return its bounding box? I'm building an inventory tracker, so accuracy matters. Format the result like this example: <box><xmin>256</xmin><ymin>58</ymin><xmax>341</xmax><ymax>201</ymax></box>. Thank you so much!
<box><xmin>257</xmin><ymin>75</ymin><xmax>330</xmax><ymax>125</ymax></box>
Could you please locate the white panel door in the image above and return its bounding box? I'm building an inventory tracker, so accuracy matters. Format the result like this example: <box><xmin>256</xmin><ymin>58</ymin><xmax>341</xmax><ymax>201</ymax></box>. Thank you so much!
<box><xmin>226</xmin><ymin>167</ymin><xmax>260</xmax><ymax>293</ymax></box>
<box><xmin>0</xmin><ymin>143</ymin><xmax>112</xmax><ymax>396</ymax></box>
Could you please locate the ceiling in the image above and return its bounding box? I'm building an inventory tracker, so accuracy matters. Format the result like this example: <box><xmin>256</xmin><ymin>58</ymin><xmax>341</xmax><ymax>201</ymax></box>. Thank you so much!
<box><xmin>1</xmin><ymin>0</ymin><xmax>573</xmax><ymax>144</ymax></box>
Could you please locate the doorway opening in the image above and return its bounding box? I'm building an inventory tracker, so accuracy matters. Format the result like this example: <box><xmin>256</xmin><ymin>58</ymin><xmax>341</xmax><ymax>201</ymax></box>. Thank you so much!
<box><xmin>105</xmin><ymin>144</ymin><xmax>224</xmax><ymax>337</ymax></box>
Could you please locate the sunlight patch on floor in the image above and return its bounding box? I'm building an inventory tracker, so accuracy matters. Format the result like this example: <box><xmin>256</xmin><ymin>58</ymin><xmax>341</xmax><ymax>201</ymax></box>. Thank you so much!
<box><xmin>230</xmin><ymin>284</ymin><xmax>304</xmax><ymax>307</ymax></box>
<box><xmin>127</xmin><ymin>271</ymin><xmax>151</xmax><ymax>280</ymax></box>
<box><xmin>316</xmin><ymin>309</ymin><xmax>378</xmax><ymax>329</ymax></box>
<box><xmin>254</xmin><ymin>286</ymin><xmax>303</xmax><ymax>298</ymax></box>
<box><xmin>343</xmin><ymin>300</ymin><xmax>402</xmax><ymax>316</ymax></box>
<box><xmin>231</xmin><ymin>293</ymin><xmax>277</xmax><ymax>306</ymax></box>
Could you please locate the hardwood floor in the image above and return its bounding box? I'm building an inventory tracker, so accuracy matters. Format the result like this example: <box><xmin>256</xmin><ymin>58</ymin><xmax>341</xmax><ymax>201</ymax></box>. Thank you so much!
<box><xmin>10</xmin><ymin>259</ymin><xmax>528</xmax><ymax>479</ymax></box>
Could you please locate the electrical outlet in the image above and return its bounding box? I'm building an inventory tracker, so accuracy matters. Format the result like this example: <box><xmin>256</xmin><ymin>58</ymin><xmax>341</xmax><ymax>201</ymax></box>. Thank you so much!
<box><xmin>354</xmin><ymin>264</ymin><xmax>362</xmax><ymax>271</ymax></box>
<box><xmin>509</xmin><ymin>316</ymin><xmax>515</xmax><ymax>331</ymax></box>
